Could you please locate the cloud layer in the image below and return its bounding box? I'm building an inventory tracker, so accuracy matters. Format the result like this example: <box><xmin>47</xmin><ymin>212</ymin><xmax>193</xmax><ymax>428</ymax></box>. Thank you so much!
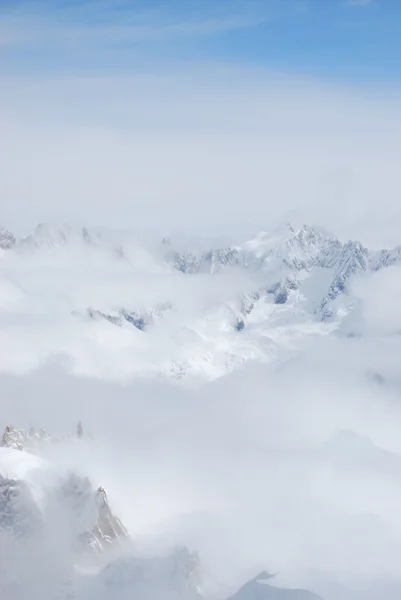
<box><xmin>3</xmin><ymin>332</ymin><xmax>401</xmax><ymax>598</ymax></box>
<box><xmin>1</xmin><ymin>68</ymin><xmax>401</xmax><ymax>246</ymax></box>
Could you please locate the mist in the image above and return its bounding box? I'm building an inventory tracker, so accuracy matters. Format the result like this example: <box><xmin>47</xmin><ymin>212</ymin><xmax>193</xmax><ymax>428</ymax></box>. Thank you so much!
<box><xmin>2</xmin><ymin>2</ymin><xmax>401</xmax><ymax>598</ymax></box>
<box><xmin>2</xmin><ymin>69</ymin><xmax>401</xmax><ymax>246</ymax></box>
<box><xmin>3</xmin><ymin>322</ymin><xmax>401</xmax><ymax>598</ymax></box>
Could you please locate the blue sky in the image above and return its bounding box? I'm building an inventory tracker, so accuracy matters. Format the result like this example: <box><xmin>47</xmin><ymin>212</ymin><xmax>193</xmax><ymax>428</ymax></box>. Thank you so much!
<box><xmin>0</xmin><ymin>0</ymin><xmax>400</xmax><ymax>81</ymax></box>
<box><xmin>2</xmin><ymin>0</ymin><xmax>401</xmax><ymax>242</ymax></box>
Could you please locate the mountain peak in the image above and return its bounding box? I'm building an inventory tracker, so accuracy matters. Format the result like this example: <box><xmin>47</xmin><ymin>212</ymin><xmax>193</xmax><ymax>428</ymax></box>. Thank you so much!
<box><xmin>19</xmin><ymin>222</ymin><xmax>93</xmax><ymax>249</ymax></box>
<box><xmin>0</xmin><ymin>228</ymin><xmax>16</xmax><ymax>251</ymax></box>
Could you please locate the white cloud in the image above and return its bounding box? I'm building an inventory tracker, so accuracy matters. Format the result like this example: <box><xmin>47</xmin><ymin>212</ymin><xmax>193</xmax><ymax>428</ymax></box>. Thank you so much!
<box><xmin>3</xmin><ymin>339</ymin><xmax>401</xmax><ymax>597</ymax></box>
<box><xmin>0</xmin><ymin>1</ymin><xmax>268</xmax><ymax>48</ymax></box>
<box><xmin>1</xmin><ymin>68</ymin><xmax>401</xmax><ymax>246</ymax></box>
<box><xmin>346</xmin><ymin>266</ymin><xmax>401</xmax><ymax>336</ymax></box>
<box><xmin>1</xmin><ymin>217</ymin><xmax>401</xmax><ymax>596</ymax></box>
<box><xmin>2</xmin><ymin>3</ymin><xmax>401</xmax><ymax>599</ymax></box>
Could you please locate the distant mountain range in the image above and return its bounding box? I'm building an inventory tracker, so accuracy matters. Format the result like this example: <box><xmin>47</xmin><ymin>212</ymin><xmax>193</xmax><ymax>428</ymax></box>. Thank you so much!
<box><xmin>0</xmin><ymin>221</ymin><xmax>398</xmax><ymax>380</ymax></box>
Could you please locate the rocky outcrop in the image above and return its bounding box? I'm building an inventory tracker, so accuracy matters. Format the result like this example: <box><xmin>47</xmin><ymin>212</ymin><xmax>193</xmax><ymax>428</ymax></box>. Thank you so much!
<box><xmin>0</xmin><ymin>473</ymin><xmax>42</xmax><ymax>538</ymax></box>
<box><xmin>1</xmin><ymin>423</ymin><xmax>78</xmax><ymax>452</ymax></box>
<box><xmin>0</xmin><ymin>424</ymin><xmax>131</xmax><ymax>556</ymax></box>
<box><xmin>227</xmin><ymin>572</ymin><xmax>323</xmax><ymax>600</ymax></box>
<box><xmin>85</xmin><ymin>485</ymin><xmax>130</xmax><ymax>554</ymax></box>
<box><xmin>0</xmin><ymin>228</ymin><xmax>16</xmax><ymax>250</ymax></box>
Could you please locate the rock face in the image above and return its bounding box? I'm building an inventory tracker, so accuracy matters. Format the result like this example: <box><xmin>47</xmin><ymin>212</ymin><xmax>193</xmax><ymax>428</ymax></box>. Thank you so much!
<box><xmin>1</xmin><ymin>423</ymin><xmax>80</xmax><ymax>453</ymax></box>
<box><xmin>0</xmin><ymin>473</ymin><xmax>42</xmax><ymax>538</ymax></box>
<box><xmin>0</xmin><ymin>427</ymin><xmax>326</xmax><ymax>600</ymax></box>
<box><xmin>163</xmin><ymin>224</ymin><xmax>386</xmax><ymax>322</ymax></box>
<box><xmin>4</xmin><ymin>220</ymin><xmax>401</xmax><ymax>382</ymax></box>
<box><xmin>0</xmin><ymin>228</ymin><xmax>16</xmax><ymax>250</ymax></box>
<box><xmin>5</xmin><ymin>221</ymin><xmax>401</xmax><ymax>321</ymax></box>
<box><xmin>0</xmin><ymin>424</ymin><xmax>131</xmax><ymax>556</ymax></box>
<box><xmin>86</xmin><ymin>485</ymin><xmax>131</xmax><ymax>554</ymax></box>
<box><xmin>0</xmin><ymin>426</ymin><xmax>204</xmax><ymax>600</ymax></box>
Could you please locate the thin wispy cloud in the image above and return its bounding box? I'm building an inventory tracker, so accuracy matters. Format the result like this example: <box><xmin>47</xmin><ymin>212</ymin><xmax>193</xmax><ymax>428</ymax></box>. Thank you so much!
<box><xmin>0</xmin><ymin>0</ymin><xmax>269</xmax><ymax>48</ymax></box>
<box><xmin>0</xmin><ymin>0</ymin><xmax>396</xmax><ymax>82</ymax></box>
<box><xmin>2</xmin><ymin>1</ymin><xmax>401</xmax><ymax>598</ymax></box>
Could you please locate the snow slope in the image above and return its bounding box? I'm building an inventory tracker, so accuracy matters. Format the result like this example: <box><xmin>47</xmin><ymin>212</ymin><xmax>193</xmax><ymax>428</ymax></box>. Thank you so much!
<box><xmin>3</xmin><ymin>222</ymin><xmax>401</xmax><ymax>598</ymax></box>
<box><xmin>0</xmin><ymin>221</ymin><xmax>399</xmax><ymax>381</ymax></box>
<box><xmin>0</xmin><ymin>439</ymin><xmax>326</xmax><ymax>600</ymax></box>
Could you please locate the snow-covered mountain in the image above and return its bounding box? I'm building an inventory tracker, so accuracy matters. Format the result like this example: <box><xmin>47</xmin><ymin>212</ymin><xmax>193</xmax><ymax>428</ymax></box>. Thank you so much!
<box><xmin>0</xmin><ymin>424</ymin><xmax>131</xmax><ymax>554</ymax></box>
<box><xmin>0</xmin><ymin>427</ymin><xmax>325</xmax><ymax>600</ymax></box>
<box><xmin>2</xmin><ymin>219</ymin><xmax>401</xmax><ymax>599</ymax></box>
<box><xmin>0</xmin><ymin>439</ymin><xmax>196</xmax><ymax>599</ymax></box>
<box><xmin>0</xmin><ymin>221</ymin><xmax>399</xmax><ymax>381</ymax></box>
<box><xmin>0</xmin><ymin>228</ymin><xmax>16</xmax><ymax>251</ymax></box>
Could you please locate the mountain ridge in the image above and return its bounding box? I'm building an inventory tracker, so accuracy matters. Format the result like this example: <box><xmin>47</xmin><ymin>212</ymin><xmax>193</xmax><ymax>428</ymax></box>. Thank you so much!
<box><xmin>0</xmin><ymin>221</ymin><xmax>399</xmax><ymax>381</ymax></box>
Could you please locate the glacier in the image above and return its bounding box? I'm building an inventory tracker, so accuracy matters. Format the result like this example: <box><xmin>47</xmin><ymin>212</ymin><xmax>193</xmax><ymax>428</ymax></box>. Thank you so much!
<box><xmin>0</xmin><ymin>221</ymin><xmax>397</xmax><ymax>381</ymax></box>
